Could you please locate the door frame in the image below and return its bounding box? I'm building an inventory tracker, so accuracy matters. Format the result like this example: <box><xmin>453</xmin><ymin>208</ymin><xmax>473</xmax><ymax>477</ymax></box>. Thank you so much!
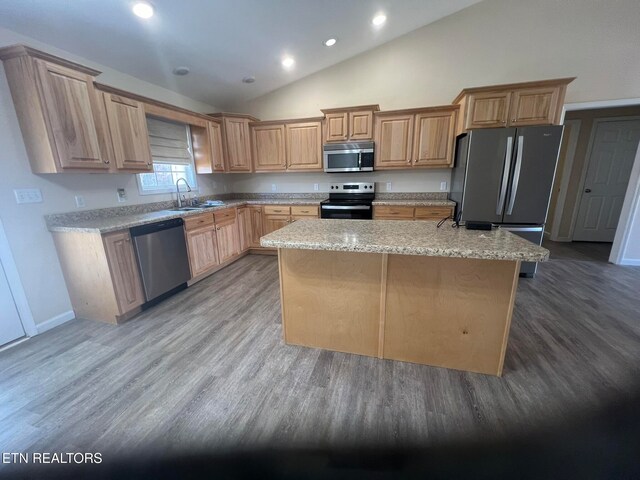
<box><xmin>0</xmin><ymin>218</ymin><xmax>37</xmax><ymax>337</ymax></box>
<box><xmin>561</xmin><ymin>98</ymin><xmax>640</xmax><ymax>264</ymax></box>
<box><xmin>549</xmin><ymin>119</ymin><xmax>582</xmax><ymax>241</ymax></box>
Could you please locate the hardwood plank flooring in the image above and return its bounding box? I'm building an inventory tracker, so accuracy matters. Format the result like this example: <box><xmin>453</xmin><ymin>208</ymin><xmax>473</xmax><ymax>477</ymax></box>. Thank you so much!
<box><xmin>0</xmin><ymin>241</ymin><xmax>639</xmax><ymax>460</ymax></box>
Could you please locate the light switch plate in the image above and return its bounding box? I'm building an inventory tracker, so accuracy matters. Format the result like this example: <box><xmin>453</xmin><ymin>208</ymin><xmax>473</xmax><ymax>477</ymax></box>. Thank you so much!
<box><xmin>313</xmin><ymin>183</ymin><xmax>319</xmax><ymax>191</ymax></box>
<box><xmin>75</xmin><ymin>195</ymin><xmax>86</xmax><ymax>208</ymax></box>
<box><xmin>14</xmin><ymin>188</ymin><xmax>43</xmax><ymax>204</ymax></box>
<box><xmin>386</xmin><ymin>182</ymin><xmax>392</xmax><ymax>191</ymax></box>
<box><xmin>440</xmin><ymin>181</ymin><xmax>447</xmax><ymax>191</ymax></box>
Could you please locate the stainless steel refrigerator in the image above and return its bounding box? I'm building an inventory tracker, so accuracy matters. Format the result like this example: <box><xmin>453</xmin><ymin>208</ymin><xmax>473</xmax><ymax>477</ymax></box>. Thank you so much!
<box><xmin>450</xmin><ymin>125</ymin><xmax>563</xmax><ymax>277</ymax></box>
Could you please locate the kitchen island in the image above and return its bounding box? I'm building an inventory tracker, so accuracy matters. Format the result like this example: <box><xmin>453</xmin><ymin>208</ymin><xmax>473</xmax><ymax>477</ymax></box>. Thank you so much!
<box><xmin>261</xmin><ymin>219</ymin><xmax>549</xmax><ymax>376</ymax></box>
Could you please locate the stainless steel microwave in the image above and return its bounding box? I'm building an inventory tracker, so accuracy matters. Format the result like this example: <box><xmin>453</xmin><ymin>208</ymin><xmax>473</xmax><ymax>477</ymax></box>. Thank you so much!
<box><xmin>323</xmin><ymin>142</ymin><xmax>374</xmax><ymax>173</ymax></box>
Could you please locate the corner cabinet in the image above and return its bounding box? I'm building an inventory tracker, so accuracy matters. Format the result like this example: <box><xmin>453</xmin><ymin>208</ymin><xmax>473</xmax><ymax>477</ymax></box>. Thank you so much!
<box><xmin>208</xmin><ymin>113</ymin><xmax>259</xmax><ymax>172</ymax></box>
<box><xmin>103</xmin><ymin>231</ymin><xmax>146</xmax><ymax>313</ymax></box>
<box><xmin>375</xmin><ymin>106</ymin><xmax>458</xmax><ymax>169</ymax></box>
<box><xmin>0</xmin><ymin>46</ymin><xmax>114</xmax><ymax>173</ymax></box>
<box><xmin>453</xmin><ymin>77</ymin><xmax>575</xmax><ymax>133</ymax></box>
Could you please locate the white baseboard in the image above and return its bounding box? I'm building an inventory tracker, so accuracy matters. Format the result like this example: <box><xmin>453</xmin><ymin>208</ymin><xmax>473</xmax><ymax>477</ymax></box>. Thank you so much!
<box><xmin>620</xmin><ymin>259</ymin><xmax>640</xmax><ymax>266</ymax></box>
<box><xmin>36</xmin><ymin>310</ymin><xmax>75</xmax><ymax>334</ymax></box>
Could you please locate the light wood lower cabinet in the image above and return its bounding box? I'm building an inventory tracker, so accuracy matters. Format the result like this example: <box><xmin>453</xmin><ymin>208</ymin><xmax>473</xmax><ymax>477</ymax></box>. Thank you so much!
<box><xmin>249</xmin><ymin>206</ymin><xmax>264</xmax><ymax>248</ymax></box>
<box><xmin>186</xmin><ymin>225</ymin><xmax>220</xmax><ymax>277</ymax></box>
<box><xmin>237</xmin><ymin>207</ymin><xmax>251</xmax><ymax>252</ymax></box>
<box><xmin>263</xmin><ymin>215</ymin><xmax>291</xmax><ymax>235</ymax></box>
<box><xmin>52</xmin><ymin>229</ymin><xmax>144</xmax><ymax>324</ymax></box>
<box><xmin>374</xmin><ymin>205</ymin><xmax>454</xmax><ymax>220</ymax></box>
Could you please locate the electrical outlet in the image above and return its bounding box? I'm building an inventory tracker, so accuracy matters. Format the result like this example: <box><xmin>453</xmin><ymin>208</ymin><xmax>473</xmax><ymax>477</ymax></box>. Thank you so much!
<box><xmin>14</xmin><ymin>188</ymin><xmax>43</xmax><ymax>204</ymax></box>
<box><xmin>440</xmin><ymin>181</ymin><xmax>447</xmax><ymax>191</ymax></box>
<box><xmin>117</xmin><ymin>188</ymin><xmax>127</xmax><ymax>203</ymax></box>
<box><xmin>386</xmin><ymin>182</ymin><xmax>392</xmax><ymax>191</ymax></box>
<box><xmin>271</xmin><ymin>184</ymin><xmax>277</xmax><ymax>192</ymax></box>
<box><xmin>75</xmin><ymin>195</ymin><xmax>85</xmax><ymax>208</ymax></box>
<box><xmin>313</xmin><ymin>183</ymin><xmax>319</xmax><ymax>191</ymax></box>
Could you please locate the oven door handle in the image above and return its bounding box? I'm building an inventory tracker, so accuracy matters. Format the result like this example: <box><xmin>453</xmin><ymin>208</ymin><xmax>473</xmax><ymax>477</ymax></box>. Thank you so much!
<box><xmin>321</xmin><ymin>205</ymin><xmax>371</xmax><ymax>210</ymax></box>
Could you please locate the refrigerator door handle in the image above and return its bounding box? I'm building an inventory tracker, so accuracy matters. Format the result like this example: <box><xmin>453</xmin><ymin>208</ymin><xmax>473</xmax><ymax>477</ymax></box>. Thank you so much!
<box><xmin>496</xmin><ymin>136</ymin><xmax>514</xmax><ymax>215</ymax></box>
<box><xmin>506</xmin><ymin>135</ymin><xmax>524</xmax><ymax>215</ymax></box>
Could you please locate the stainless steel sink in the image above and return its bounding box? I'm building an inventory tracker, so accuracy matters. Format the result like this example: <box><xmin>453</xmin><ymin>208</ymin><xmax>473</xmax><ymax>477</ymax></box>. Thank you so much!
<box><xmin>170</xmin><ymin>207</ymin><xmax>203</xmax><ymax>212</ymax></box>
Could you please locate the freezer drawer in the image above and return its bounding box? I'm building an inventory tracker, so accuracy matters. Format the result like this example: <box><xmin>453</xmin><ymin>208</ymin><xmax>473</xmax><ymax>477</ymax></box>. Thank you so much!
<box><xmin>499</xmin><ymin>226</ymin><xmax>544</xmax><ymax>277</ymax></box>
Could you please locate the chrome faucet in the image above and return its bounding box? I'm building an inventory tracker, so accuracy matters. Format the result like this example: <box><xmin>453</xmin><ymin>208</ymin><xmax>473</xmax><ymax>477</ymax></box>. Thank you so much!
<box><xmin>176</xmin><ymin>178</ymin><xmax>192</xmax><ymax>208</ymax></box>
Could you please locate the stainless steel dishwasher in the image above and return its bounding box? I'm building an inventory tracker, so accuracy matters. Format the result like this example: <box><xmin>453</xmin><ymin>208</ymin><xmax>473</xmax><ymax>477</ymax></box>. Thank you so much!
<box><xmin>130</xmin><ymin>218</ymin><xmax>191</xmax><ymax>305</ymax></box>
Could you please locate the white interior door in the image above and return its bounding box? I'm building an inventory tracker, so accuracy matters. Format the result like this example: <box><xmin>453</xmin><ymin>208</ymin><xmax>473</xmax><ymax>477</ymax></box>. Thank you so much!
<box><xmin>573</xmin><ymin>119</ymin><xmax>640</xmax><ymax>242</ymax></box>
<box><xmin>0</xmin><ymin>259</ymin><xmax>25</xmax><ymax>346</ymax></box>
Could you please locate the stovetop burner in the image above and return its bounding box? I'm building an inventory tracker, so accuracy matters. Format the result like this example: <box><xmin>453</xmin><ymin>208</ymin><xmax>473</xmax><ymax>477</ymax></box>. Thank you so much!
<box><xmin>321</xmin><ymin>182</ymin><xmax>375</xmax><ymax>219</ymax></box>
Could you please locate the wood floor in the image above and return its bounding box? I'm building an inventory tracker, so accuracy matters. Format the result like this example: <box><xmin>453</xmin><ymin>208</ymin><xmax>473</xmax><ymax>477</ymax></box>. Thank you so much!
<box><xmin>1</xmin><ymin>241</ymin><xmax>639</xmax><ymax>460</ymax></box>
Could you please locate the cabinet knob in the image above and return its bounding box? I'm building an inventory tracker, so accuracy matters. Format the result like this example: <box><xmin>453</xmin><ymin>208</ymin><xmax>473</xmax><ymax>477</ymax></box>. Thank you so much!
<box><xmin>103</xmin><ymin>159</ymin><xmax>110</xmax><ymax>165</ymax></box>
<box><xmin>584</xmin><ymin>188</ymin><xmax>592</xmax><ymax>193</ymax></box>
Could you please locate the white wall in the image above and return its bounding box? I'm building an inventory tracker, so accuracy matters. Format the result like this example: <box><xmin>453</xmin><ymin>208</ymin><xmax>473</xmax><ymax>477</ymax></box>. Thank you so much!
<box><xmin>229</xmin><ymin>170</ymin><xmax>450</xmax><ymax>194</ymax></box>
<box><xmin>0</xmin><ymin>27</ymin><xmax>225</xmax><ymax>328</ymax></box>
<box><xmin>234</xmin><ymin>0</ymin><xmax>640</xmax><ymax>118</ymax></box>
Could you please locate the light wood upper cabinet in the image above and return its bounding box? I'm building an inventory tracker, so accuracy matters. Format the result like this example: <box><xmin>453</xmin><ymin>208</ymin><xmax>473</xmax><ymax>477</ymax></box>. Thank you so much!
<box><xmin>413</xmin><ymin>108</ymin><xmax>457</xmax><ymax>168</ymax></box>
<box><xmin>453</xmin><ymin>78</ymin><xmax>574</xmax><ymax>133</ymax></box>
<box><xmin>103</xmin><ymin>230</ymin><xmax>145</xmax><ymax>314</ymax></box>
<box><xmin>209</xmin><ymin>121</ymin><xmax>225</xmax><ymax>172</ymax></box>
<box><xmin>322</xmin><ymin>105</ymin><xmax>378</xmax><ymax>142</ymax></box>
<box><xmin>324</xmin><ymin>113</ymin><xmax>348</xmax><ymax>142</ymax></box>
<box><xmin>374</xmin><ymin>113</ymin><xmax>414</xmax><ymax>168</ymax></box>
<box><xmin>186</xmin><ymin>226</ymin><xmax>220</xmax><ymax>278</ymax></box>
<box><xmin>102</xmin><ymin>92</ymin><xmax>152</xmax><ymax>172</ymax></box>
<box><xmin>251</xmin><ymin>123</ymin><xmax>286</xmax><ymax>171</ymax></box>
<box><xmin>286</xmin><ymin>121</ymin><xmax>323</xmax><ymax>171</ymax></box>
<box><xmin>509</xmin><ymin>86</ymin><xmax>560</xmax><ymax>126</ymax></box>
<box><xmin>465</xmin><ymin>91</ymin><xmax>511</xmax><ymax>129</ymax></box>
<box><xmin>222</xmin><ymin>117</ymin><xmax>252</xmax><ymax>172</ymax></box>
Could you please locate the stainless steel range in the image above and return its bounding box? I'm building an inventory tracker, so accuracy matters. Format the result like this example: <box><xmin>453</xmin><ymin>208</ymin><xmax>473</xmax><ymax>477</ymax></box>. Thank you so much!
<box><xmin>320</xmin><ymin>182</ymin><xmax>375</xmax><ymax>219</ymax></box>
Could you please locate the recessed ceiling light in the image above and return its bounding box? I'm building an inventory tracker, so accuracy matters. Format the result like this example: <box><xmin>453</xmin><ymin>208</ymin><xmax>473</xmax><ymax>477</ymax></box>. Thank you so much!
<box><xmin>172</xmin><ymin>66</ymin><xmax>190</xmax><ymax>76</ymax></box>
<box><xmin>372</xmin><ymin>14</ymin><xmax>387</xmax><ymax>26</ymax></box>
<box><xmin>242</xmin><ymin>76</ymin><xmax>256</xmax><ymax>84</ymax></box>
<box><xmin>281</xmin><ymin>56</ymin><xmax>295</xmax><ymax>69</ymax></box>
<box><xmin>324</xmin><ymin>38</ymin><xmax>337</xmax><ymax>47</ymax></box>
<box><xmin>132</xmin><ymin>2</ymin><xmax>154</xmax><ymax>19</ymax></box>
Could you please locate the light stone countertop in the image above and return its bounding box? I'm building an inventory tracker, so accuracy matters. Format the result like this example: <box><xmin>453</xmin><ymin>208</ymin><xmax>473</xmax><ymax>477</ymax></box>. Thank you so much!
<box><xmin>371</xmin><ymin>199</ymin><xmax>456</xmax><ymax>207</ymax></box>
<box><xmin>47</xmin><ymin>198</ymin><xmax>323</xmax><ymax>234</ymax></box>
<box><xmin>260</xmin><ymin>219</ymin><xmax>549</xmax><ymax>262</ymax></box>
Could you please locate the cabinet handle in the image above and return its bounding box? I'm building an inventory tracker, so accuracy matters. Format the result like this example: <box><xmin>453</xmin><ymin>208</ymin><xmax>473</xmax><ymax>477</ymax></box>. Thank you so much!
<box><xmin>103</xmin><ymin>158</ymin><xmax>110</xmax><ymax>165</ymax></box>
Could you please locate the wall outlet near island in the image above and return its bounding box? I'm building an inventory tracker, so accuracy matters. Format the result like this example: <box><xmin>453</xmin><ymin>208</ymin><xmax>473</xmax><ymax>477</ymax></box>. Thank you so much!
<box><xmin>313</xmin><ymin>183</ymin><xmax>319</xmax><ymax>191</ymax></box>
<box><xmin>117</xmin><ymin>188</ymin><xmax>127</xmax><ymax>203</ymax></box>
<box><xmin>386</xmin><ymin>182</ymin><xmax>392</xmax><ymax>191</ymax></box>
<box><xmin>440</xmin><ymin>181</ymin><xmax>447</xmax><ymax>191</ymax></box>
<box><xmin>75</xmin><ymin>195</ymin><xmax>85</xmax><ymax>208</ymax></box>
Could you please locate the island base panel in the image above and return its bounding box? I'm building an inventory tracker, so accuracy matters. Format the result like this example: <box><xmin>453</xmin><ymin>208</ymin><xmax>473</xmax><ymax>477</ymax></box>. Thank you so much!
<box><xmin>278</xmin><ymin>249</ymin><xmax>383</xmax><ymax>357</ymax></box>
<box><xmin>383</xmin><ymin>255</ymin><xmax>520</xmax><ymax>376</ymax></box>
<box><xmin>277</xmin><ymin>249</ymin><xmax>520</xmax><ymax>376</ymax></box>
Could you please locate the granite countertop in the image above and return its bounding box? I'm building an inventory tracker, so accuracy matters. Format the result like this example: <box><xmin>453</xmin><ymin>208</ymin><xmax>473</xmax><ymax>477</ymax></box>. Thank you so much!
<box><xmin>371</xmin><ymin>199</ymin><xmax>456</xmax><ymax>207</ymax></box>
<box><xmin>260</xmin><ymin>219</ymin><xmax>549</xmax><ymax>262</ymax></box>
<box><xmin>47</xmin><ymin>198</ymin><xmax>323</xmax><ymax>234</ymax></box>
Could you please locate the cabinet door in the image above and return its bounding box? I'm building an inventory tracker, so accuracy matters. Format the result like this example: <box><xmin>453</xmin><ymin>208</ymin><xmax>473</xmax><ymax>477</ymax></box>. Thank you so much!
<box><xmin>249</xmin><ymin>206</ymin><xmax>264</xmax><ymax>247</ymax></box>
<box><xmin>186</xmin><ymin>226</ymin><xmax>220</xmax><ymax>277</ymax></box>
<box><xmin>413</xmin><ymin>110</ymin><xmax>457</xmax><ymax>168</ymax></box>
<box><xmin>251</xmin><ymin>124</ymin><xmax>286</xmax><ymax>171</ymax></box>
<box><xmin>374</xmin><ymin>114</ymin><xmax>414</xmax><ymax>169</ymax></box>
<box><xmin>223</xmin><ymin>117</ymin><xmax>252</xmax><ymax>172</ymax></box>
<box><xmin>414</xmin><ymin>206</ymin><xmax>454</xmax><ymax>220</ymax></box>
<box><xmin>216</xmin><ymin>220</ymin><xmax>240</xmax><ymax>263</ymax></box>
<box><xmin>209</xmin><ymin>121</ymin><xmax>226</xmax><ymax>172</ymax></box>
<box><xmin>324</xmin><ymin>113</ymin><xmax>348</xmax><ymax>142</ymax></box>
<box><xmin>509</xmin><ymin>87</ymin><xmax>560</xmax><ymax>126</ymax></box>
<box><xmin>103</xmin><ymin>231</ymin><xmax>145</xmax><ymax>314</ymax></box>
<box><xmin>237</xmin><ymin>207</ymin><xmax>252</xmax><ymax>252</ymax></box>
<box><xmin>349</xmin><ymin>110</ymin><xmax>374</xmax><ymax>141</ymax></box>
<box><xmin>263</xmin><ymin>215</ymin><xmax>290</xmax><ymax>235</ymax></box>
<box><xmin>286</xmin><ymin>122</ymin><xmax>323</xmax><ymax>171</ymax></box>
<box><xmin>103</xmin><ymin>93</ymin><xmax>153</xmax><ymax>172</ymax></box>
<box><xmin>35</xmin><ymin>59</ymin><xmax>109</xmax><ymax>170</ymax></box>
<box><xmin>465</xmin><ymin>91</ymin><xmax>511</xmax><ymax>129</ymax></box>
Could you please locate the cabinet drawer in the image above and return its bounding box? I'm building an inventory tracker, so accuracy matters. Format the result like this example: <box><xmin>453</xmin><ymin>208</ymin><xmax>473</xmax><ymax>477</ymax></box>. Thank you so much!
<box><xmin>213</xmin><ymin>208</ymin><xmax>237</xmax><ymax>225</ymax></box>
<box><xmin>374</xmin><ymin>206</ymin><xmax>414</xmax><ymax>219</ymax></box>
<box><xmin>264</xmin><ymin>205</ymin><xmax>292</xmax><ymax>215</ymax></box>
<box><xmin>414</xmin><ymin>206</ymin><xmax>453</xmax><ymax>220</ymax></box>
<box><xmin>184</xmin><ymin>213</ymin><xmax>214</xmax><ymax>231</ymax></box>
<box><xmin>291</xmin><ymin>205</ymin><xmax>319</xmax><ymax>216</ymax></box>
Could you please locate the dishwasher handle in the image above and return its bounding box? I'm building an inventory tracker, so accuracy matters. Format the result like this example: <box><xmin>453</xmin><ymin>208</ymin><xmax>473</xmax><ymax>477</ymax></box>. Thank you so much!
<box><xmin>130</xmin><ymin>217</ymin><xmax>184</xmax><ymax>237</ymax></box>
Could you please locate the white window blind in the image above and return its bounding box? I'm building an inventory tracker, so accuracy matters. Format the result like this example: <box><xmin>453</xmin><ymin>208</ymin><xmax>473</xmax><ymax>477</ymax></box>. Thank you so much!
<box><xmin>146</xmin><ymin>117</ymin><xmax>192</xmax><ymax>166</ymax></box>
